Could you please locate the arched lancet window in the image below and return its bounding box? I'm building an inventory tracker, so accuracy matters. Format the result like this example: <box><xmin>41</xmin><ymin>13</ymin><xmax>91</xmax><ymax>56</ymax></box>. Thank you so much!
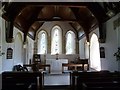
<box><xmin>51</xmin><ymin>25</ymin><xmax>62</xmax><ymax>55</ymax></box>
<box><xmin>66</xmin><ymin>30</ymin><xmax>76</xmax><ymax>54</ymax></box>
<box><xmin>90</xmin><ymin>33</ymin><xmax>101</xmax><ymax>71</ymax></box>
<box><xmin>38</xmin><ymin>30</ymin><xmax>47</xmax><ymax>54</ymax></box>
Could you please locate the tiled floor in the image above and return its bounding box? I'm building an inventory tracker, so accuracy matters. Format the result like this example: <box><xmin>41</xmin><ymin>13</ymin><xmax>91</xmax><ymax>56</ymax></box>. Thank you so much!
<box><xmin>44</xmin><ymin>72</ymin><xmax>70</xmax><ymax>86</ymax></box>
<box><xmin>44</xmin><ymin>72</ymin><xmax>71</xmax><ymax>90</ymax></box>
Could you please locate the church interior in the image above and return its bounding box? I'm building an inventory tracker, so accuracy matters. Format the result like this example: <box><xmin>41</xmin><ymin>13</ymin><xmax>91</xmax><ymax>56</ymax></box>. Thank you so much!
<box><xmin>0</xmin><ymin>1</ymin><xmax>120</xmax><ymax>90</ymax></box>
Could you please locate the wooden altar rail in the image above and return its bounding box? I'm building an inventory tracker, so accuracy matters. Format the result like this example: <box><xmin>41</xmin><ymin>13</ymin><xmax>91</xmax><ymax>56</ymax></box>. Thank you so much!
<box><xmin>37</xmin><ymin>64</ymin><xmax>51</xmax><ymax>73</ymax></box>
<box><xmin>62</xmin><ymin>63</ymin><xmax>88</xmax><ymax>72</ymax></box>
<box><xmin>23</xmin><ymin>64</ymin><xmax>50</xmax><ymax>73</ymax></box>
<box><xmin>23</xmin><ymin>64</ymin><xmax>37</xmax><ymax>71</ymax></box>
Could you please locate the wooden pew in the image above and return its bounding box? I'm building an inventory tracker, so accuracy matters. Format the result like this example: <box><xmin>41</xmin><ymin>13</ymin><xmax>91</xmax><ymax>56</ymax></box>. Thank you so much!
<box><xmin>71</xmin><ymin>71</ymin><xmax>101</xmax><ymax>90</ymax></box>
<box><xmin>70</xmin><ymin>71</ymin><xmax>120</xmax><ymax>90</ymax></box>
<box><xmin>82</xmin><ymin>81</ymin><xmax>120</xmax><ymax>90</ymax></box>
<box><xmin>2</xmin><ymin>71</ymin><xmax>44</xmax><ymax>90</ymax></box>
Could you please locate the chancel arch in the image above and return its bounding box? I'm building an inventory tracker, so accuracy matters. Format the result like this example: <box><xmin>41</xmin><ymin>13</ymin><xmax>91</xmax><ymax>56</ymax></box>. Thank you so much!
<box><xmin>90</xmin><ymin>33</ymin><xmax>101</xmax><ymax>71</ymax></box>
<box><xmin>14</xmin><ymin>32</ymin><xmax>23</xmax><ymax>65</ymax></box>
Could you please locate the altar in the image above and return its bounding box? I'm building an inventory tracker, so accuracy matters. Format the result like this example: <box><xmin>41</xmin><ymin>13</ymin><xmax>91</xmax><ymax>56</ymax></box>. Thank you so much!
<box><xmin>46</xmin><ymin>59</ymin><xmax>68</xmax><ymax>74</ymax></box>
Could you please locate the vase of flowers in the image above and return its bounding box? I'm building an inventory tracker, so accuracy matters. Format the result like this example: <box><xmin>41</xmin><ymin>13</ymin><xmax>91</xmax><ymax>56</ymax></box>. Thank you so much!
<box><xmin>114</xmin><ymin>47</ymin><xmax>120</xmax><ymax>61</ymax></box>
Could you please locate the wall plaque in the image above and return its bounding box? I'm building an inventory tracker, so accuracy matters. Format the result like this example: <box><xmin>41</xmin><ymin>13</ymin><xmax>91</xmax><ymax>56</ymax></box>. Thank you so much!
<box><xmin>6</xmin><ymin>48</ymin><xmax>13</xmax><ymax>59</ymax></box>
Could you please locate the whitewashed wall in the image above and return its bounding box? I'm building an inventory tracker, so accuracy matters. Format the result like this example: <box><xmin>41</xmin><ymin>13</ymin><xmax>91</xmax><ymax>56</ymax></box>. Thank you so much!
<box><xmin>0</xmin><ymin>17</ymin><xmax>3</xmax><ymax>73</ymax></box>
<box><xmin>79</xmin><ymin>13</ymin><xmax>120</xmax><ymax>72</ymax></box>
<box><xmin>79</xmin><ymin>37</ymin><xmax>86</xmax><ymax>59</ymax></box>
<box><xmin>117</xmin><ymin>18</ymin><xmax>120</xmax><ymax>71</ymax></box>
<box><xmin>93</xmin><ymin>13</ymin><xmax>120</xmax><ymax>71</ymax></box>
<box><xmin>102</xmin><ymin>13</ymin><xmax>120</xmax><ymax>71</ymax></box>
<box><xmin>1</xmin><ymin>23</ymin><xmax>24</xmax><ymax>71</ymax></box>
<box><xmin>1</xmin><ymin>18</ymin><xmax>14</xmax><ymax>71</ymax></box>
<box><xmin>0</xmin><ymin>17</ymin><xmax>34</xmax><ymax>71</ymax></box>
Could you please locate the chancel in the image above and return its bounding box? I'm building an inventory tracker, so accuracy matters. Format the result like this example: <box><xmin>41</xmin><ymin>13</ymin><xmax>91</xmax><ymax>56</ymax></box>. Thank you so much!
<box><xmin>46</xmin><ymin>58</ymin><xmax>68</xmax><ymax>74</ymax></box>
<box><xmin>0</xmin><ymin>1</ymin><xmax>120</xmax><ymax>90</ymax></box>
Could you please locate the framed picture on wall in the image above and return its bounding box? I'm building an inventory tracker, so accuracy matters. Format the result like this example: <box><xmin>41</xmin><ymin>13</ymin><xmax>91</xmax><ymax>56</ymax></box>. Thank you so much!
<box><xmin>100</xmin><ymin>47</ymin><xmax>105</xmax><ymax>58</ymax></box>
<box><xmin>6</xmin><ymin>48</ymin><xmax>13</xmax><ymax>59</ymax></box>
<box><xmin>33</xmin><ymin>54</ymin><xmax>41</xmax><ymax>63</ymax></box>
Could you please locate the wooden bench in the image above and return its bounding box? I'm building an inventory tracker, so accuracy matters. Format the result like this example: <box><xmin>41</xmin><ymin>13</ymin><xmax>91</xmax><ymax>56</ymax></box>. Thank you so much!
<box><xmin>2</xmin><ymin>71</ymin><xmax>44</xmax><ymax>90</ymax></box>
<box><xmin>70</xmin><ymin>71</ymin><xmax>120</xmax><ymax>90</ymax></box>
<box><xmin>82</xmin><ymin>81</ymin><xmax>120</xmax><ymax>90</ymax></box>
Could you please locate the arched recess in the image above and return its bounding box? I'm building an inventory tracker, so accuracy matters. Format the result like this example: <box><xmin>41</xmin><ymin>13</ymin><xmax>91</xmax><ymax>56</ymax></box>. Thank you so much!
<box><xmin>14</xmin><ymin>32</ymin><xmax>23</xmax><ymax>65</ymax></box>
<box><xmin>51</xmin><ymin>25</ymin><xmax>62</xmax><ymax>55</ymax></box>
<box><xmin>90</xmin><ymin>33</ymin><xmax>101</xmax><ymax>71</ymax></box>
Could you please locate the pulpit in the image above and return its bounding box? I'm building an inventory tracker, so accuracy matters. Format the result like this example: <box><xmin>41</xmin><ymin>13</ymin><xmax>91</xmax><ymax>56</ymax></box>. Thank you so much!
<box><xmin>46</xmin><ymin>59</ymin><xmax>68</xmax><ymax>74</ymax></box>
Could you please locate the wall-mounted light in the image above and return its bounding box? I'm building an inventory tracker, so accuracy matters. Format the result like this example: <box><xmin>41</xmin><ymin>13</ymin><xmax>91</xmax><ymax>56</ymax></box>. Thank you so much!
<box><xmin>23</xmin><ymin>44</ymin><xmax>26</xmax><ymax>49</ymax></box>
<box><xmin>86</xmin><ymin>41</ymin><xmax>90</xmax><ymax>46</ymax></box>
<box><xmin>0</xmin><ymin>52</ymin><xmax>5</xmax><ymax>56</ymax></box>
<box><xmin>106</xmin><ymin>9</ymin><xmax>115</xmax><ymax>18</ymax></box>
<box><xmin>0</xmin><ymin>46</ymin><xmax>5</xmax><ymax>56</ymax></box>
<box><xmin>23</xmin><ymin>42</ymin><xmax>26</xmax><ymax>49</ymax></box>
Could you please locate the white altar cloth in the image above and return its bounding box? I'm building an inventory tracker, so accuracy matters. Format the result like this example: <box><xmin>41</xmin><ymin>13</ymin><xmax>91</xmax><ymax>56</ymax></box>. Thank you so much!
<box><xmin>46</xmin><ymin>59</ymin><xmax>68</xmax><ymax>74</ymax></box>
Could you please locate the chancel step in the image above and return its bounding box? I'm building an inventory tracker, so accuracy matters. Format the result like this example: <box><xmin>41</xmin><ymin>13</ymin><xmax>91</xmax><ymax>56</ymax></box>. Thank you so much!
<box><xmin>44</xmin><ymin>85</ymin><xmax>70</xmax><ymax>90</ymax></box>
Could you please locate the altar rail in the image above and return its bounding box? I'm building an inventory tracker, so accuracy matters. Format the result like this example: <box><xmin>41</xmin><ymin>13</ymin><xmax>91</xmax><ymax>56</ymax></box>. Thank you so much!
<box><xmin>62</xmin><ymin>59</ymin><xmax>89</xmax><ymax>72</ymax></box>
<box><xmin>2</xmin><ymin>71</ymin><xmax>44</xmax><ymax>90</ymax></box>
<box><xmin>23</xmin><ymin>64</ymin><xmax>50</xmax><ymax>73</ymax></box>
